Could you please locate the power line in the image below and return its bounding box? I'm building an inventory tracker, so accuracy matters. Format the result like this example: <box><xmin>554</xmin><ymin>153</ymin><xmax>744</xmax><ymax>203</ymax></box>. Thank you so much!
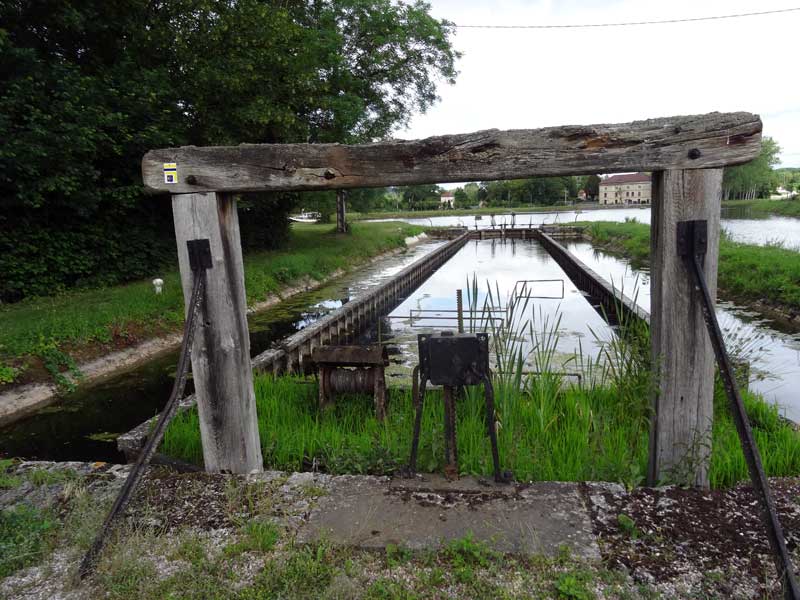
<box><xmin>454</xmin><ymin>7</ymin><xmax>800</xmax><ymax>29</ymax></box>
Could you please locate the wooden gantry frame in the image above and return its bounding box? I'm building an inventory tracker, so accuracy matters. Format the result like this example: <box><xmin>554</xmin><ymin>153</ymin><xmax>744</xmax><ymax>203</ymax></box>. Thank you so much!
<box><xmin>142</xmin><ymin>112</ymin><xmax>762</xmax><ymax>488</ymax></box>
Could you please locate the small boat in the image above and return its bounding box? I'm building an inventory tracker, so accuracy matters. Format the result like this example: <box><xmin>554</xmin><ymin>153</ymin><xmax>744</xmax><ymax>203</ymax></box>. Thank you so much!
<box><xmin>289</xmin><ymin>210</ymin><xmax>321</xmax><ymax>223</ymax></box>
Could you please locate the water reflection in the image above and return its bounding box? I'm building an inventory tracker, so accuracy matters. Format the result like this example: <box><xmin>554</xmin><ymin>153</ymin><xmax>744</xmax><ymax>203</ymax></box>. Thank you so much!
<box><xmin>358</xmin><ymin>238</ymin><xmax>615</xmax><ymax>382</ymax></box>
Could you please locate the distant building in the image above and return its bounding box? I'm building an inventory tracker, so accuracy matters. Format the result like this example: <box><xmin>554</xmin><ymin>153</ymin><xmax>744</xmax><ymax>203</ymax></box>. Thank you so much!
<box><xmin>772</xmin><ymin>186</ymin><xmax>797</xmax><ymax>199</ymax></box>
<box><xmin>577</xmin><ymin>189</ymin><xmax>587</xmax><ymax>201</ymax></box>
<box><xmin>599</xmin><ymin>173</ymin><xmax>651</xmax><ymax>205</ymax></box>
<box><xmin>440</xmin><ymin>191</ymin><xmax>455</xmax><ymax>208</ymax></box>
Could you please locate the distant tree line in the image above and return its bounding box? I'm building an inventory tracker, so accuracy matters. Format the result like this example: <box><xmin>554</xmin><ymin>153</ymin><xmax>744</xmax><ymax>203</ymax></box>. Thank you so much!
<box><xmin>0</xmin><ymin>0</ymin><xmax>458</xmax><ymax>301</ymax></box>
<box><xmin>340</xmin><ymin>175</ymin><xmax>602</xmax><ymax>213</ymax></box>
<box><xmin>776</xmin><ymin>168</ymin><xmax>800</xmax><ymax>195</ymax></box>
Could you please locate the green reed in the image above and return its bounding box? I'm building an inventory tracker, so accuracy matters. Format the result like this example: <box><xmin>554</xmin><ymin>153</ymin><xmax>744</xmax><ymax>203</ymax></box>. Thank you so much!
<box><xmin>161</xmin><ymin>277</ymin><xmax>800</xmax><ymax>489</ymax></box>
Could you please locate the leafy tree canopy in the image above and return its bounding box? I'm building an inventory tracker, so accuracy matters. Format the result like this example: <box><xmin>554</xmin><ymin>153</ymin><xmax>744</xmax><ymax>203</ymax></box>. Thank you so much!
<box><xmin>0</xmin><ymin>0</ymin><xmax>458</xmax><ymax>300</ymax></box>
<box><xmin>472</xmin><ymin>177</ymin><xmax>580</xmax><ymax>206</ymax></box>
<box><xmin>401</xmin><ymin>184</ymin><xmax>440</xmax><ymax>209</ymax></box>
<box><xmin>579</xmin><ymin>174</ymin><xmax>601</xmax><ymax>199</ymax></box>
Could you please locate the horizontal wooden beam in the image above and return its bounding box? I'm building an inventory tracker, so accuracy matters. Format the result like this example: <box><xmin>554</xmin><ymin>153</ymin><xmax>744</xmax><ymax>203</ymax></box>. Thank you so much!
<box><xmin>142</xmin><ymin>112</ymin><xmax>761</xmax><ymax>194</ymax></box>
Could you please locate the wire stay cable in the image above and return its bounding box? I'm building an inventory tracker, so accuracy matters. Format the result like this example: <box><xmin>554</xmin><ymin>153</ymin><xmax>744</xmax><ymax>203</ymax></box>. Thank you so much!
<box><xmin>454</xmin><ymin>7</ymin><xmax>800</xmax><ymax>29</ymax></box>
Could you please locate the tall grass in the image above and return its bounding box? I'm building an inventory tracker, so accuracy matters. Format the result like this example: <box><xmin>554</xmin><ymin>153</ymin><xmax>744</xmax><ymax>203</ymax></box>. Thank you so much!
<box><xmin>162</xmin><ymin>372</ymin><xmax>655</xmax><ymax>484</ymax></box>
<box><xmin>162</xmin><ymin>364</ymin><xmax>800</xmax><ymax>488</ymax></box>
<box><xmin>162</xmin><ymin>274</ymin><xmax>800</xmax><ymax>489</ymax></box>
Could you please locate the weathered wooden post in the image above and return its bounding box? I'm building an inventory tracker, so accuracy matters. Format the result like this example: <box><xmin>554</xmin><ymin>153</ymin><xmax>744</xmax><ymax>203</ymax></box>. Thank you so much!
<box><xmin>336</xmin><ymin>189</ymin><xmax>347</xmax><ymax>233</ymax></box>
<box><xmin>172</xmin><ymin>192</ymin><xmax>263</xmax><ymax>474</ymax></box>
<box><xmin>647</xmin><ymin>169</ymin><xmax>722</xmax><ymax>488</ymax></box>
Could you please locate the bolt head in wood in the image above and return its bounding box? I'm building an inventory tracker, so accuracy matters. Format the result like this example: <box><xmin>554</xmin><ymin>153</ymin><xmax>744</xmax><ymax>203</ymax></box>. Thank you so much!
<box><xmin>688</xmin><ymin>148</ymin><xmax>702</xmax><ymax>160</ymax></box>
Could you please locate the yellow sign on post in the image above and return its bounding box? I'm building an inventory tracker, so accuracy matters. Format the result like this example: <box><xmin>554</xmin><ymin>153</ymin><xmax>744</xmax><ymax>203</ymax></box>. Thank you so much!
<box><xmin>163</xmin><ymin>163</ymin><xmax>178</xmax><ymax>184</ymax></box>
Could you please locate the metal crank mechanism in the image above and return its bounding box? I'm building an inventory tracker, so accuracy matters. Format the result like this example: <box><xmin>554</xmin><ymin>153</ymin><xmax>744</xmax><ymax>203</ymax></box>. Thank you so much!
<box><xmin>407</xmin><ymin>332</ymin><xmax>512</xmax><ymax>484</ymax></box>
<box><xmin>678</xmin><ymin>220</ymin><xmax>799</xmax><ymax>600</ymax></box>
<box><xmin>78</xmin><ymin>239</ymin><xmax>212</xmax><ymax>579</ymax></box>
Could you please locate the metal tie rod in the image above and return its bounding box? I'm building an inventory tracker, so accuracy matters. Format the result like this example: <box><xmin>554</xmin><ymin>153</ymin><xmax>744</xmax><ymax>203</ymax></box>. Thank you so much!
<box><xmin>678</xmin><ymin>220</ymin><xmax>799</xmax><ymax>600</ymax></box>
<box><xmin>78</xmin><ymin>238</ymin><xmax>212</xmax><ymax>578</ymax></box>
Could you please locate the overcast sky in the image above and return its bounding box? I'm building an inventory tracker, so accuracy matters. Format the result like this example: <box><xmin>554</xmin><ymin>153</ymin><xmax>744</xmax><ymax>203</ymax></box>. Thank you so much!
<box><xmin>400</xmin><ymin>0</ymin><xmax>800</xmax><ymax>169</ymax></box>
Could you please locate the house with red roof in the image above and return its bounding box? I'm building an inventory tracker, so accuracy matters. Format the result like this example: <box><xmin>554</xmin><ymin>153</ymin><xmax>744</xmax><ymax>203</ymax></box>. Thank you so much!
<box><xmin>599</xmin><ymin>173</ymin><xmax>651</xmax><ymax>205</ymax></box>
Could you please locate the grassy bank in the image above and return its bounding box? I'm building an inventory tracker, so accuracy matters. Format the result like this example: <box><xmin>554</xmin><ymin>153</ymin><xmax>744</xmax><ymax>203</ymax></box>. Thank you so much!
<box><xmin>723</xmin><ymin>197</ymin><xmax>800</xmax><ymax>218</ymax></box>
<box><xmin>162</xmin><ymin>290</ymin><xmax>800</xmax><ymax>490</ymax></box>
<box><xmin>351</xmin><ymin>202</ymin><xmax>620</xmax><ymax>221</ymax></box>
<box><xmin>0</xmin><ymin>222</ymin><xmax>424</xmax><ymax>388</ymax></box>
<box><xmin>583</xmin><ymin>221</ymin><xmax>800</xmax><ymax>312</ymax></box>
<box><xmin>161</xmin><ymin>279</ymin><xmax>799</xmax><ymax>490</ymax></box>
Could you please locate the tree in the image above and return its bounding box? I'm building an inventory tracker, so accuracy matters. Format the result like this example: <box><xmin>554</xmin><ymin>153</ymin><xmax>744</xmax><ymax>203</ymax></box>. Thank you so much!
<box><xmin>0</xmin><ymin>0</ymin><xmax>459</xmax><ymax>301</ymax></box>
<box><xmin>477</xmin><ymin>177</ymin><xmax>578</xmax><ymax>206</ymax></box>
<box><xmin>722</xmin><ymin>137</ymin><xmax>781</xmax><ymax>200</ymax></box>
<box><xmin>401</xmin><ymin>184</ymin><xmax>440</xmax><ymax>210</ymax></box>
<box><xmin>347</xmin><ymin>188</ymin><xmax>390</xmax><ymax>213</ymax></box>
<box><xmin>463</xmin><ymin>182</ymin><xmax>480</xmax><ymax>204</ymax></box>
<box><xmin>453</xmin><ymin>189</ymin><xmax>468</xmax><ymax>208</ymax></box>
<box><xmin>580</xmin><ymin>175</ymin><xmax>601</xmax><ymax>200</ymax></box>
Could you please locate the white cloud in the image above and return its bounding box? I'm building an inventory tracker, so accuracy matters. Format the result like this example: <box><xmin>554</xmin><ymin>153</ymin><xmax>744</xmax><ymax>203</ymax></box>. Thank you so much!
<box><xmin>401</xmin><ymin>0</ymin><xmax>800</xmax><ymax>167</ymax></box>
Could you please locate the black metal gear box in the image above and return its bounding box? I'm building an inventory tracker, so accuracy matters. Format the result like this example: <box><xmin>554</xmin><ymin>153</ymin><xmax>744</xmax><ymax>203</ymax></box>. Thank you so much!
<box><xmin>417</xmin><ymin>332</ymin><xmax>490</xmax><ymax>387</ymax></box>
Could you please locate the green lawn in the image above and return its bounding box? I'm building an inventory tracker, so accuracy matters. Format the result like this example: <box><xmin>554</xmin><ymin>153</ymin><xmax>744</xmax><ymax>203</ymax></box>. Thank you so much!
<box><xmin>0</xmin><ymin>222</ymin><xmax>424</xmax><ymax>385</ymax></box>
<box><xmin>583</xmin><ymin>221</ymin><xmax>800</xmax><ymax>312</ymax></box>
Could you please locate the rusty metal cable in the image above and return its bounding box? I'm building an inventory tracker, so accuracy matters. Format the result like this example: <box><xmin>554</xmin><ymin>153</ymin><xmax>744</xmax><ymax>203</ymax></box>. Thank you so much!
<box><xmin>79</xmin><ymin>256</ymin><xmax>208</xmax><ymax>579</ymax></box>
<box><xmin>682</xmin><ymin>221</ymin><xmax>799</xmax><ymax>599</ymax></box>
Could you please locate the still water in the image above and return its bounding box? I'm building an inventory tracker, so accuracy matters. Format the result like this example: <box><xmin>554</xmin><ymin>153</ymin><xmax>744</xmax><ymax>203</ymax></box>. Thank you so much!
<box><xmin>362</xmin><ymin>237</ymin><xmax>799</xmax><ymax>422</ymax></box>
<box><xmin>363</xmin><ymin>238</ymin><xmax>612</xmax><ymax>381</ymax></box>
<box><xmin>369</xmin><ymin>206</ymin><xmax>800</xmax><ymax>248</ymax></box>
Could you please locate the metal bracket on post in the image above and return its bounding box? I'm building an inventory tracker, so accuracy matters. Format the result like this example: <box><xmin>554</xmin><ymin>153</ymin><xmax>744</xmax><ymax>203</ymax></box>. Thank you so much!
<box><xmin>678</xmin><ymin>219</ymin><xmax>799</xmax><ymax>600</ymax></box>
<box><xmin>676</xmin><ymin>219</ymin><xmax>707</xmax><ymax>260</ymax></box>
<box><xmin>187</xmin><ymin>238</ymin><xmax>212</xmax><ymax>272</ymax></box>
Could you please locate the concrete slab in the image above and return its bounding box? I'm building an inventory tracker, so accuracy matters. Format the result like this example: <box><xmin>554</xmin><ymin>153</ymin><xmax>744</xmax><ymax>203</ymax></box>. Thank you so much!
<box><xmin>297</xmin><ymin>474</ymin><xmax>599</xmax><ymax>559</ymax></box>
